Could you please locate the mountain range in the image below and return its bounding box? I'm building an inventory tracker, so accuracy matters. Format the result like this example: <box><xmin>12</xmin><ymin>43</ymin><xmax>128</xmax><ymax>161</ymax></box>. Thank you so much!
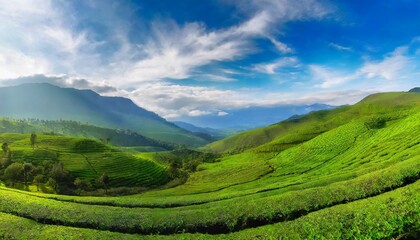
<box><xmin>176</xmin><ymin>103</ymin><xmax>336</xmax><ymax>130</ymax></box>
<box><xmin>0</xmin><ymin>83</ymin><xmax>209</xmax><ymax>147</ymax></box>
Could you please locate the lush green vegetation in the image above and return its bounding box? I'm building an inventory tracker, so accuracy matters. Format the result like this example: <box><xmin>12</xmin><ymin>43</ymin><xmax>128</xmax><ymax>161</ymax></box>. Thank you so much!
<box><xmin>0</xmin><ymin>91</ymin><xmax>419</xmax><ymax>238</ymax></box>
<box><xmin>0</xmin><ymin>133</ymin><xmax>170</xmax><ymax>194</ymax></box>
<box><xmin>0</xmin><ymin>118</ymin><xmax>175</xmax><ymax>150</ymax></box>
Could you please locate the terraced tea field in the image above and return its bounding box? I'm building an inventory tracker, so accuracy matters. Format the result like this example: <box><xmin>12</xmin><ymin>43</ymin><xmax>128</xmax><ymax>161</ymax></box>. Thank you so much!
<box><xmin>0</xmin><ymin>92</ymin><xmax>419</xmax><ymax>239</ymax></box>
<box><xmin>0</xmin><ymin>134</ymin><xmax>169</xmax><ymax>188</ymax></box>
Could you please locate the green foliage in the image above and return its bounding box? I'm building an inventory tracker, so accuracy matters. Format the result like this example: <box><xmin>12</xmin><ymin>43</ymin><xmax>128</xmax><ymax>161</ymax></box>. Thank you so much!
<box><xmin>204</xmin><ymin>91</ymin><xmax>420</xmax><ymax>154</ymax></box>
<box><xmin>4</xmin><ymin>162</ymin><xmax>23</xmax><ymax>185</ymax></box>
<box><xmin>30</xmin><ymin>133</ymin><xmax>37</xmax><ymax>148</ymax></box>
<box><xmin>0</xmin><ymin>118</ymin><xmax>175</xmax><ymax>150</ymax></box>
<box><xmin>0</xmin><ymin>133</ymin><xmax>170</xmax><ymax>193</ymax></box>
<box><xmin>0</xmin><ymin>91</ymin><xmax>419</xmax><ymax>238</ymax></box>
<box><xmin>364</xmin><ymin>116</ymin><xmax>386</xmax><ymax>129</ymax></box>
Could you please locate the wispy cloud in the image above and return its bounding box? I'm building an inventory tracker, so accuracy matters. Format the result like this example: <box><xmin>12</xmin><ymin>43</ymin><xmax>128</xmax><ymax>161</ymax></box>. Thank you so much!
<box><xmin>329</xmin><ymin>42</ymin><xmax>352</xmax><ymax>51</ymax></box>
<box><xmin>268</xmin><ymin>37</ymin><xmax>293</xmax><ymax>53</ymax></box>
<box><xmin>310</xmin><ymin>65</ymin><xmax>357</xmax><ymax>88</ymax></box>
<box><xmin>0</xmin><ymin>0</ymin><xmax>333</xmax><ymax>86</ymax></box>
<box><xmin>359</xmin><ymin>46</ymin><xmax>412</xmax><ymax>80</ymax></box>
<box><xmin>312</xmin><ymin>44</ymin><xmax>419</xmax><ymax>89</ymax></box>
<box><xmin>114</xmin><ymin>21</ymin><xmax>252</xmax><ymax>84</ymax></box>
<box><xmin>252</xmin><ymin>57</ymin><xmax>299</xmax><ymax>74</ymax></box>
<box><xmin>198</xmin><ymin>74</ymin><xmax>237</xmax><ymax>82</ymax></box>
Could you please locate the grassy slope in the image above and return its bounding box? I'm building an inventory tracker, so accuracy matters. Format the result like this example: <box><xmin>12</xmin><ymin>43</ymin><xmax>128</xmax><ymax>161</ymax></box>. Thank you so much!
<box><xmin>0</xmin><ymin>91</ymin><xmax>419</xmax><ymax>238</ymax></box>
<box><xmin>0</xmin><ymin>133</ymin><xmax>169</xmax><ymax>187</ymax></box>
<box><xmin>204</xmin><ymin>91</ymin><xmax>419</xmax><ymax>154</ymax></box>
<box><xmin>0</xmin><ymin>118</ymin><xmax>173</xmax><ymax>150</ymax></box>
<box><xmin>0</xmin><ymin>180</ymin><xmax>418</xmax><ymax>239</ymax></box>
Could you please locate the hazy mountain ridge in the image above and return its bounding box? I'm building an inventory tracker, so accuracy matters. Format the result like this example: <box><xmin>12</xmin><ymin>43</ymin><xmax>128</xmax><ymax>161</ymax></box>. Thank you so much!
<box><xmin>0</xmin><ymin>83</ymin><xmax>209</xmax><ymax>147</ymax></box>
<box><xmin>177</xmin><ymin>103</ymin><xmax>336</xmax><ymax>129</ymax></box>
<box><xmin>172</xmin><ymin>121</ymin><xmax>237</xmax><ymax>140</ymax></box>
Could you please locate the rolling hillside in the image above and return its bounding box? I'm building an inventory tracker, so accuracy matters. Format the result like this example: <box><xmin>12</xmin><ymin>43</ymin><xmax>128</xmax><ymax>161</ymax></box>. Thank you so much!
<box><xmin>203</xmin><ymin>91</ymin><xmax>420</xmax><ymax>154</ymax></box>
<box><xmin>0</xmin><ymin>83</ymin><xmax>209</xmax><ymax>147</ymax></box>
<box><xmin>0</xmin><ymin>90</ymin><xmax>419</xmax><ymax>238</ymax></box>
<box><xmin>0</xmin><ymin>118</ymin><xmax>173</xmax><ymax>151</ymax></box>
<box><xmin>0</xmin><ymin>133</ymin><xmax>170</xmax><ymax>189</ymax></box>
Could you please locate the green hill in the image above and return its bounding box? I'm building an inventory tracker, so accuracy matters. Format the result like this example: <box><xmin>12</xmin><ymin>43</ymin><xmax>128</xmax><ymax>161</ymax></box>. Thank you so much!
<box><xmin>203</xmin><ymin>91</ymin><xmax>420</xmax><ymax>154</ymax></box>
<box><xmin>0</xmin><ymin>83</ymin><xmax>209</xmax><ymax>147</ymax></box>
<box><xmin>0</xmin><ymin>91</ymin><xmax>419</xmax><ymax>239</ymax></box>
<box><xmin>0</xmin><ymin>118</ymin><xmax>173</xmax><ymax>151</ymax></box>
<box><xmin>0</xmin><ymin>133</ymin><xmax>169</xmax><ymax>191</ymax></box>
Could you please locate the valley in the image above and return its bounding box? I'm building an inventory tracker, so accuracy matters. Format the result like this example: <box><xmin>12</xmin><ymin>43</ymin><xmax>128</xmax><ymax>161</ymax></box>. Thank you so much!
<box><xmin>0</xmin><ymin>88</ymin><xmax>419</xmax><ymax>239</ymax></box>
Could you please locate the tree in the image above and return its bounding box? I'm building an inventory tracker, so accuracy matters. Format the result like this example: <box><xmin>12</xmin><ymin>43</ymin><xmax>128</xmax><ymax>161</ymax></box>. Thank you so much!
<box><xmin>22</xmin><ymin>162</ymin><xmax>34</xmax><ymax>186</ymax></box>
<box><xmin>30</xmin><ymin>133</ymin><xmax>37</xmax><ymax>148</ymax></box>
<box><xmin>4</xmin><ymin>162</ymin><xmax>23</xmax><ymax>186</ymax></box>
<box><xmin>33</xmin><ymin>174</ymin><xmax>45</xmax><ymax>191</ymax></box>
<box><xmin>74</xmin><ymin>178</ymin><xmax>84</xmax><ymax>195</ymax></box>
<box><xmin>49</xmin><ymin>162</ymin><xmax>71</xmax><ymax>193</ymax></box>
<box><xmin>1</xmin><ymin>147</ymin><xmax>12</xmax><ymax>168</ymax></box>
<box><xmin>46</xmin><ymin>177</ymin><xmax>57</xmax><ymax>192</ymax></box>
<box><xmin>1</xmin><ymin>143</ymin><xmax>8</xmax><ymax>155</ymax></box>
<box><xmin>99</xmin><ymin>173</ymin><xmax>110</xmax><ymax>193</ymax></box>
<box><xmin>50</xmin><ymin>162</ymin><xmax>64</xmax><ymax>179</ymax></box>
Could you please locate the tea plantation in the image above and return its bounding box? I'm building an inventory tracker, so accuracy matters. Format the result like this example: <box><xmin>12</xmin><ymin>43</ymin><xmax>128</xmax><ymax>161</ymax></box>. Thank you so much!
<box><xmin>0</xmin><ymin>91</ymin><xmax>419</xmax><ymax>239</ymax></box>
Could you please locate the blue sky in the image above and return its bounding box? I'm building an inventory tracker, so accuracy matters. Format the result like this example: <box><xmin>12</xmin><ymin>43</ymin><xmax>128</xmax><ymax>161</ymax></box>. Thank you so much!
<box><xmin>0</xmin><ymin>0</ymin><xmax>419</xmax><ymax>119</ymax></box>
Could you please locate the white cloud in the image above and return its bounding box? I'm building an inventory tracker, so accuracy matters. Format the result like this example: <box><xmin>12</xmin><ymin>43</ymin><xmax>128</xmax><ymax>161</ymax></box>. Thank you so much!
<box><xmin>218</xmin><ymin>111</ymin><xmax>229</xmax><ymax>116</ymax></box>
<box><xmin>234</xmin><ymin>0</ymin><xmax>332</xmax><ymax>24</ymax></box>
<box><xmin>310</xmin><ymin>65</ymin><xmax>358</xmax><ymax>88</ymax></box>
<box><xmin>199</xmin><ymin>74</ymin><xmax>237</xmax><ymax>82</ymax></box>
<box><xmin>329</xmin><ymin>43</ymin><xmax>352</xmax><ymax>51</ymax></box>
<box><xmin>269</xmin><ymin>37</ymin><xmax>293</xmax><ymax>53</ymax></box>
<box><xmin>127</xmin><ymin>82</ymin><xmax>245</xmax><ymax>119</ymax></box>
<box><xmin>359</xmin><ymin>47</ymin><xmax>411</xmax><ymax>80</ymax></box>
<box><xmin>0</xmin><ymin>0</ymin><xmax>104</xmax><ymax>79</ymax></box>
<box><xmin>252</xmin><ymin>57</ymin><xmax>299</xmax><ymax>74</ymax></box>
<box><xmin>105</xmin><ymin>0</ymin><xmax>333</xmax><ymax>84</ymax></box>
<box><xmin>311</xmin><ymin>45</ymin><xmax>419</xmax><ymax>89</ymax></box>
<box><xmin>188</xmin><ymin>110</ymin><xmax>212</xmax><ymax>117</ymax></box>
<box><xmin>43</xmin><ymin>27</ymin><xmax>88</xmax><ymax>55</ymax></box>
<box><xmin>0</xmin><ymin>0</ymin><xmax>333</xmax><ymax>86</ymax></box>
<box><xmin>112</xmin><ymin>21</ymin><xmax>252</xmax><ymax>84</ymax></box>
<box><xmin>0</xmin><ymin>48</ymin><xmax>49</xmax><ymax>79</ymax></box>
